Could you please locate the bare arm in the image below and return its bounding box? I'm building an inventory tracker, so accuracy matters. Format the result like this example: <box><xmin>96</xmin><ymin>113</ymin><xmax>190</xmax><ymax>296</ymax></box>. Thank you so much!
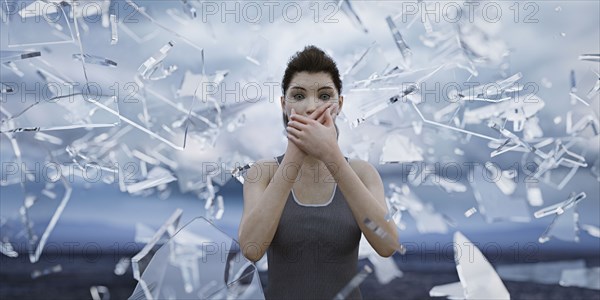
<box><xmin>238</xmin><ymin>147</ymin><xmax>304</xmax><ymax>262</ymax></box>
<box><xmin>324</xmin><ymin>151</ymin><xmax>399</xmax><ymax>257</ymax></box>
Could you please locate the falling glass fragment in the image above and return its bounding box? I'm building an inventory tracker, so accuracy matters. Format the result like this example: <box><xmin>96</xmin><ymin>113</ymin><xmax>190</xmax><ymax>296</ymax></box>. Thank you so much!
<box><xmin>31</xmin><ymin>264</ymin><xmax>62</xmax><ymax>279</ymax></box>
<box><xmin>137</xmin><ymin>41</ymin><xmax>176</xmax><ymax>80</ymax></box>
<box><xmin>454</xmin><ymin>231</ymin><xmax>510</xmax><ymax>299</ymax></box>
<box><xmin>72</xmin><ymin>53</ymin><xmax>117</xmax><ymax>67</ymax></box>
<box><xmin>90</xmin><ymin>286</ymin><xmax>110</xmax><ymax>300</ymax></box>
<box><xmin>559</xmin><ymin>267</ymin><xmax>600</xmax><ymax>290</ymax></box>
<box><xmin>333</xmin><ymin>265</ymin><xmax>372</xmax><ymax>300</ymax></box>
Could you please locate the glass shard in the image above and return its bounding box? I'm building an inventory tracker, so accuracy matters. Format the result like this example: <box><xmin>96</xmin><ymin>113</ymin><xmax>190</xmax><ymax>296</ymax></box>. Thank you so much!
<box><xmin>534</xmin><ymin>192</ymin><xmax>586</xmax><ymax>219</ymax></box>
<box><xmin>333</xmin><ymin>265</ymin><xmax>372</xmax><ymax>300</ymax></box>
<box><xmin>469</xmin><ymin>164</ymin><xmax>531</xmax><ymax>223</ymax></box>
<box><xmin>31</xmin><ymin>264</ymin><xmax>62</xmax><ymax>279</ymax></box>
<box><xmin>538</xmin><ymin>206</ymin><xmax>580</xmax><ymax>244</ymax></box>
<box><xmin>1</xmin><ymin>94</ymin><xmax>120</xmax><ymax>133</ymax></box>
<box><xmin>429</xmin><ymin>281</ymin><xmax>464</xmax><ymax>299</ymax></box>
<box><xmin>385</xmin><ymin>16</ymin><xmax>412</xmax><ymax>68</ymax></box>
<box><xmin>114</xmin><ymin>257</ymin><xmax>131</xmax><ymax>276</ymax></box>
<box><xmin>72</xmin><ymin>53</ymin><xmax>117</xmax><ymax>67</ymax></box>
<box><xmin>379</xmin><ymin>133</ymin><xmax>423</xmax><ymax>163</ymax></box>
<box><xmin>497</xmin><ymin>260</ymin><xmax>585</xmax><ymax>285</ymax></box>
<box><xmin>454</xmin><ymin>231</ymin><xmax>510</xmax><ymax>299</ymax></box>
<box><xmin>129</xmin><ymin>217</ymin><xmax>264</xmax><ymax>300</ymax></box>
<box><xmin>5</xmin><ymin>0</ymin><xmax>74</xmax><ymax>46</ymax></box>
<box><xmin>131</xmin><ymin>209</ymin><xmax>183</xmax><ymax>300</ymax></box>
<box><xmin>137</xmin><ymin>41</ymin><xmax>176</xmax><ymax>80</ymax></box>
<box><xmin>559</xmin><ymin>267</ymin><xmax>600</xmax><ymax>290</ymax></box>
<box><xmin>581</xmin><ymin>224</ymin><xmax>600</xmax><ymax>238</ymax></box>
<box><xmin>367</xmin><ymin>253</ymin><xmax>402</xmax><ymax>285</ymax></box>
<box><xmin>90</xmin><ymin>286</ymin><xmax>110</xmax><ymax>300</ymax></box>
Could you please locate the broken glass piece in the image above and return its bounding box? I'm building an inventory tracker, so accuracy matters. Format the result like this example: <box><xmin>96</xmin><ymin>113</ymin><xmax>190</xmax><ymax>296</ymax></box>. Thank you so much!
<box><xmin>0</xmin><ymin>50</ymin><xmax>41</xmax><ymax>63</ymax></box>
<box><xmin>124</xmin><ymin>0</ymin><xmax>203</xmax><ymax>51</ymax></box>
<box><xmin>137</xmin><ymin>41</ymin><xmax>176</xmax><ymax>80</ymax></box>
<box><xmin>177</xmin><ymin>69</ymin><xmax>228</xmax><ymax>98</ymax></box>
<box><xmin>538</xmin><ymin>206</ymin><xmax>580</xmax><ymax>243</ymax></box>
<box><xmin>1</xmin><ymin>82</ymin><xmax>14</xmax><ymax>93</ymax></box>
<box><xmin>387</xmin><ymin>184</ymin><xmax>448</xmax><ymax>233</ymax></box>
<box><xmin>226</xmin><ymin>113</ymin><xmax>246</xmax><ymax>132</ymax></box>
<box><xmin>464</xmin><ymin>207</ymin><xmax>477</xmax><ymax>218</ymax></box>
<box><xmin>488</xmin><ymin>120</ymin><xmax>546</xmax><ymax>157</ymax></box>
<box><xmin>204</xmin><ymin>194</ymin><xmax>224</xmax><ymax>221</ymax></box>
<box><xmin>385</xmin><ymin>16</ymin><xmax>412</xmax><ymax>68</ymax></box>
<box><xmin>337</xmin><ymin>0</ymin><xmax>368</xmax><ymax>33</ymax></box>
<box><xmin>244</xmin><ymin>35</ymin><xmax>269</xmax><ymax>66</ymax></box>
<box><xmin>559</xmin><ymin>267</ymin><xmax>600</xmax><ymax>290</ymax></box>
<box><xmin>232</xmin><ymin>162</ymin><xmax>254</xmax><ymax>185</ymax></box>
<box><xmin>110</xmin><ymin>14</ymin><xmax>118</xmax><ymax>45</ymax></box>
<box><xmin>412</xmin><ymin>101</ymin><xmax>502</xmax><ymax>142</ymax></box>
<box><xmin>469</xmin><ymin>164</ymin><xmax>531</xmax><ymax>223</ymax></box>
<box><xmin>31</xmin><ymin>264</ymin><xmax>62</xmax><ymax>279</ymax></box>
<box><xmin>33</xmin><ymin>132</ymin><xmax>63</xmax><ymax>145</ymax></box>
<box><xmin>1</xmin><ymin>94</ymin><xmax>120</xmax><ymax>133</ymax></box>
<box><xmin>72</xmin><ymin>53</ymin><xmax>117</xmax><ymax>67</ymax></box>
<box><xmin>5</xmin><ymin>0</ymin><xmax>74</xmax><ymax>46</ymax></box>
<box><xmin>129</xmin><ymin>217</ymin><xmax>264</xmax><ymax>300</ymax></box>
<box><xmin>570</xmin><ymin>92</ymin><xmax>590</xmax><ymax>106</ymax></box>
<box><xmin>0</xmin><ymin>241</ymin><xmax>18</xmax><ymax>257</ymax></box>
<box><xmin>484</xmin><ymin>162</ymin><xmax>516</xmax><ymax>195</ymax></box>
<box><xmin>333</xmin><ymin>265</ymin><xmax>372</xmax><ymax>300</ymax></box>
<box><xmin>114</xmin><ymin>257</ymin><xmax>131</xmax><ymax>276</ymax></box>
<box><xmin>90</xmin><ymin>286</ymin><xmax>110</xmax><ymax>300</ymax></box>
<box><xmin>131</xmin><ymin>208</ymin><xmax>182</xmax><ymax>300</ymax></box>
<box><xmin>429</xmin><ymin>281</ymin><xmax>464</xmax><ymax>299</ymax></box>
<box><xmin>346</xmin><ymin>64</ymin><xmax>445</xmax><ymax>127</ymax></box>
<box><xmin>379</xmin><ymin>133</ymin><xmax>423</xmax><ymax>163</ymax></box>
<box><xmin>19</xmin><ymin>170</ymin><xmax>73</xmax><ymax>263</ymax></box>
<box><xmin>578</xmin><ymin>54</ymin><xmax>600</xmax><ymax>62</ymax></box>
<box><xmin>526</xmin><ymin>182</ymin><xmax>544</xmax><ymax>207</ymax></box>
<box><xmin>363</xmin><ymin>217</ymin><xmax>406</xmax><ymax>254</ymax></box>
<box><xmin>497</xmin><ymin>260</ymin><xmax>585</xmax><ymax>285</ymax></box>
<box><xmin>367</xmin><ymin>253</ymin><xmax>402</xmax><ymax>285</ymax></box>
<box><xmin>180</xmin><ymin>0</ymin><xmax>197</xmax><ymax>19</ymax></box>
<box><xmin>581</xmin><ymin>224</ymin><xmax>600</xmax><ymax>238</ymax></box>
<box><xmin>566</xmin><ymin>111</ymin><xmax>599</xmax><ymax>136</ymax></box>
<box><xmin>135</xmin><ymin>223</ymin><xmax>159</xmax><ymax>244</ymax></box>
<box><xmin>454</xmin><ymin>231</ymin><xmax>510</xmax><ymax>299</ymax></box>
<box><xmin>534</xmin><ymin>192</ymin><xmax>586</xmax><ymax>218</ymax></box>
<box><xmin>126</xmin><ymin>167</ymin><xmax>176</xmax><ymax>194</ymax></box>
<box><xmin>541</xmin><ymin>77</ymin><xmax>553</xmax><ymax>88</ymax></box>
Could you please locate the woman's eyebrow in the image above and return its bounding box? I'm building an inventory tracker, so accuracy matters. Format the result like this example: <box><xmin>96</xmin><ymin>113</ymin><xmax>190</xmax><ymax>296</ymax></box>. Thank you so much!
<box><xmin>289</xmin><ymin>86</ymin><xmax>335</xmax><ymax>92</ymax></box>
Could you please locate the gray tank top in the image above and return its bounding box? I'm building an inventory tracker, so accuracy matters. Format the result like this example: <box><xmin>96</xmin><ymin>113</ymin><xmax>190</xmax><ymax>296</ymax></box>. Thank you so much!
<box><xmin>265</xmin><ymin>155</ymin><xmax>363</xmax><ymax>300</ymax></box>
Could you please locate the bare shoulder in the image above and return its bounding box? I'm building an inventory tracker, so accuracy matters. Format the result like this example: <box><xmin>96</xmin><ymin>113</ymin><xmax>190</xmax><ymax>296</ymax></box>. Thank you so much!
<box><xmin>348</xmin><ymin>158</ymin><xmax>380</xmax><ymax>181</ymax></box>
<box><xmin>245</xmin><ymin>157</ymin><xmax>279</xmax><ymax>184</ymax></box>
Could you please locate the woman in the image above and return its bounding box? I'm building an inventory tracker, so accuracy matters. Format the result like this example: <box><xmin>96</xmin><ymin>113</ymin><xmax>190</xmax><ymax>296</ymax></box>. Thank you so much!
<box><xmin>238</xmin><ymin>45</ymin><xmax>398</xmax><ymax>300</ymax></box>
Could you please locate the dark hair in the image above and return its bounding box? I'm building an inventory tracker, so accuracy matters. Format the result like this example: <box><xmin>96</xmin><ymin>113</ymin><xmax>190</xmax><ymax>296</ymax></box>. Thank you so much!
<box><xmin>281</xmin><ymin>45</ymin><xmax>342</xmax><ymax>137</ymax></box>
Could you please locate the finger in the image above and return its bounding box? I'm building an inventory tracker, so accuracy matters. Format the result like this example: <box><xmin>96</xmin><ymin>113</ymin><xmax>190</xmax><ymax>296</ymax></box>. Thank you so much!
<box><xmin>320</xmin><ymin>107</ymin><xmax>333</xmax><ymax>125</ymax></box>
<box><xmin>317</xmin><ymin>106</ymin><xmax>330</xmax><ymax>124</ymax></box>
<box><xmin>287</xmin><ymin>120</ymin><xmax>307</xmax><ymax>131</ymax></box>
<box><xmin>289</xmin><ymin>113</ymin><xmax>314</xmax><ymax>125</ymax></box>
<box><xmin>309</xmin><ymin>102</ymin><xmax>333</xmax><ymax>120</ymax></box>
<box><xmin>286</xmin><ymin>125</ymin><xmax>303</xmax><ymax>137</ymax></box>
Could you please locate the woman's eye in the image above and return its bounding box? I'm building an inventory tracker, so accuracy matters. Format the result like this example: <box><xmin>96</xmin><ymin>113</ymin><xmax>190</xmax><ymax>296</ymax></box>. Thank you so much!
<box><xmin>293</xmin><ymin>94</ymin><xmax>305</xmax><ymax>100</ymax></box>
<box><xmin>320</xmin><ymin>94</ymin><xmax>331</xmax><ymax>100</ymax></box>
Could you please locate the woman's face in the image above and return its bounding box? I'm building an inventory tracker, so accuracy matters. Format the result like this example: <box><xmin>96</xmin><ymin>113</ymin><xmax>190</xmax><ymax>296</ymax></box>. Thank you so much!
<box><xmin>281</xmin><ymin>71</ymin><xmax>343</xmax><ymax>119</ymax></box>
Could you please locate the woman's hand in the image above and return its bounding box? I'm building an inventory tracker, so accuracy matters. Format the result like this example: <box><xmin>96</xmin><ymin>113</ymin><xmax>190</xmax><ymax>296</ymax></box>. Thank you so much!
<box><xmin>286</xmin><ymin>103</ymin><xmax>339</xmax><ymax>161</ymax></box>
<box><xmin>284</xmin><ymin>103</ymin><xmax>334</xmax><ymax>161</ymax></box>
